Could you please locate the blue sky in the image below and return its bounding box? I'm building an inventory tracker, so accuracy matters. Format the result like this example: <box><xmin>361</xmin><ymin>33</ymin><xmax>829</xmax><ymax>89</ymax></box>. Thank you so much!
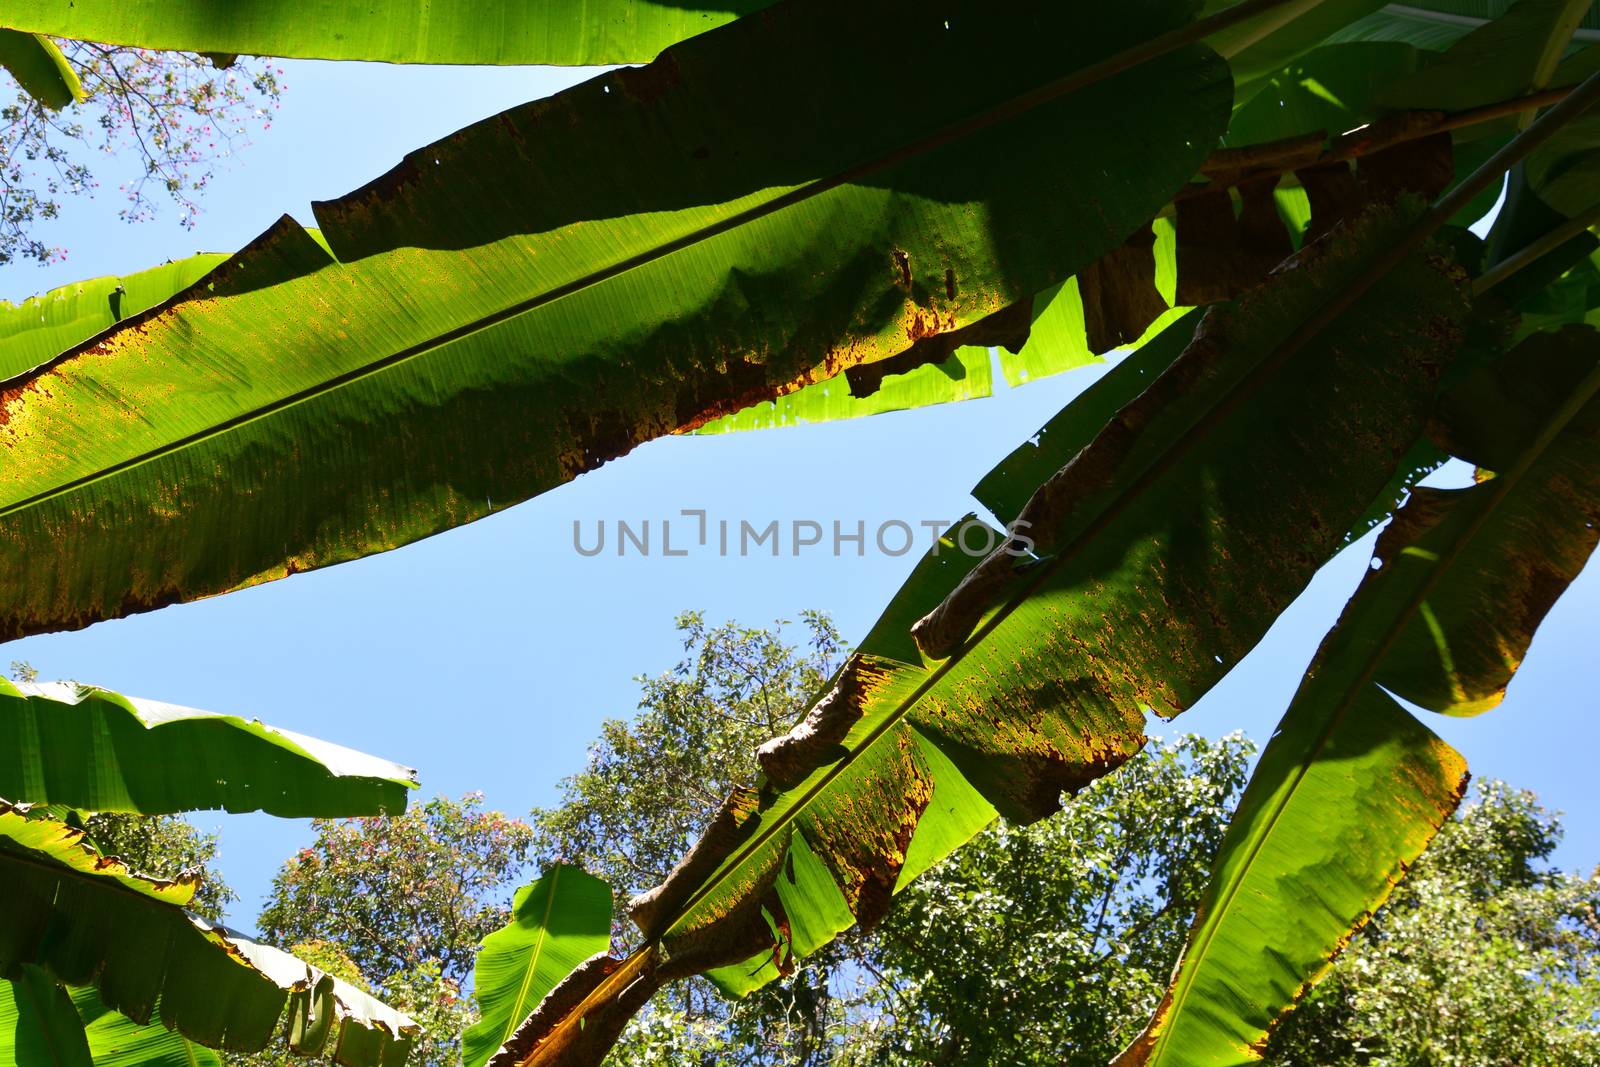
<box><xmin>4</xmin><ymin>58</ymin><xmax>1597</xmax><ymax>927</ymax></box>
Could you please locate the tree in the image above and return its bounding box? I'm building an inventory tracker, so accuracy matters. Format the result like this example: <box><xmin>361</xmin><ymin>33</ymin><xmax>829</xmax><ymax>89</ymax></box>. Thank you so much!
<box><xmin>1265</xmin><ymin>780</ymin><xmax>1600</xmax><ymax>1066</ymax></box>
<box><xmin>517</xmin><ymin>616</ymin><xmax>1600</xmax><ymax>1067</ymax></box>
<box><xmin>0</xmin><ymin>41</ymin><xmax>281</xmax><ymax>266</ymax></box>
<box><xmin>255</xmin><ymin>793</ymin><xmax>538</xmax><ymax>1065</ymax></box>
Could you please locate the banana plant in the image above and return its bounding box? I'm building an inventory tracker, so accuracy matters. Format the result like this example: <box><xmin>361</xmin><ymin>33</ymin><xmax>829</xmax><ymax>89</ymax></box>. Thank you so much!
<box><xmin>478</xmin><ymin>191</ymin><xmax>1485</xmax><ymax>1063</ymax></box>
<box><xmin>0</xmin><ymin>802</ymin><xmax>417</xmax><ymax>1063</ymax></box>
<box><xmin>3</xmin><ymin>0</ymin><xmax>1600</xmax><ymax>1064</ymax></box>
<box><xmin>0</xmin><ymin>679</ymin><xmax>416</xmax><ymax>817</ymax></box>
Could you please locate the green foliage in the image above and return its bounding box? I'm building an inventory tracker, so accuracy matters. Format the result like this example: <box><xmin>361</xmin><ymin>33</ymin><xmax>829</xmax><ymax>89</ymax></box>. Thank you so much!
<box><xmin>0</xmin><ymin>30</ymin><xmax>80</xmax><ymax>109</ymax></box>
<box><xmin>0</xmin><ymin>1</ymin><xmax>772</xmax><ymax>66</ymax></box>
<box><xmin>524</xmin><ymin>614</ymin><xmax>1257</xmax><ymax>1066</ymax></box>
<box><xmin>259</xmin><ymin>793</ymin><xmax>535</xmax><ymax>985</ymax></box>
<box><xmin>0</xmin><ymin>963</ymin><xmax>92</xmax><ymax>1067</ymax></box>
<box><xmin>840</xmin><ymin>734</ymin><xmax>1254</xmax><ymax>1066</ymax></box>
<box><xmin>0</xmin><ymin>0</ymin><xmax>1230</xmax><ymax>644</ymax></box>
<box><xmin>383</xmin><ymin>961</ymin><xmax>481</xmax><ymax>1067</ymax></box>
<box><xmin>70</xmin><ymin>984</ymin><xmax>224</xmax><ymax>1067</ymax></box>
<box><xmin>233</xmin><ymin>949</ymin><xmax>473</xmax><ymax>1067</ymax></box>
<box><xmin>1266</xmin><ymin>781</ymin><xmax>1600</xmax><ymax>1065</ymax></box>
<box><xmin>531</xmin><ymin>612</ymin><xmax>843</xmax><ymax>908</ymax></box>
<box><xmin>0</xmin><ymin>801</ymin><xmax>416</xmax><ymax>1061</ymax></box>
<box><xmin>0</xmin><ymin>678</ymin><xmax>418</xmax><ymax>818</ymax></box>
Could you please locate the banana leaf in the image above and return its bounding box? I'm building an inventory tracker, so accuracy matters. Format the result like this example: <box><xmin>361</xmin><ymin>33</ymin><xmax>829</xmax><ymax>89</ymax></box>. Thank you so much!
<box><xmin>0</xmin><ymin>802</ymin><xmax>417</xmax><ymax>1064</ymax></box>
<box><xmin>66</xmin><ymin>985</ymin><xmax>225</xmax><ymax>1067</ymax></box>
<box><xmin>463</xmin><ymin>865</ymin><xmax>612</xmax><ymax>1067</ymax></box>
<box><xmin>0</xmin><ymin>29</ymin><xmax>80</xmax><ymax>109</ymax></box>
<box><xmin>1378</xmin><ymin>0</ymin><xmax>1592</xmax><ymax>118</ymax></box>
<box><xmin>1209</xmin><ymin>0</ymin><xmax>1393</xmax><ymax>101</ymax></box>
<box><xmin>1333</xmin><ymin>0</ymin><xmax>1600</xmax><ymax>51</ymax></box>
<box><xmin>0</xmin><ymin>0</ymin><xmax>1232</xmax><ymax>643</ymax></box>
<box><xmin>1</xmin><ymin>0</ymin><xmax>1418</xmax><ymax>74</ymax></box>
<box><xmin>0</xmin><ymin>679</ymin><xmax>417</xmax><ymax>817</ymax></box>
<box><xmin>0</xmin><ymin>255</ymin><xmax>226</xmax><ymax>380</ymax></box>
<box><xmin>0</xmin><ymin>964</ymin><xmax>91</xmax><ymax>1067</ymax></box>
<box><xmin>696</xmin><ymin>216</ymin><xmax>1183</xmax><ymax>433</ymax></box>
<box><xmin>70</xmin><ymin>985</ymin><xmax>224</xmax><ymax>1067</ymax></box>
<box><xmin>1117</xmin><ymin>324</ymin><xmax>1600</xmax><ymax>1063</ymax></box>
<box><xmin>0</xmin><ymin>0</ymin><xmax>769</xmax><ymax>66</ymax></box>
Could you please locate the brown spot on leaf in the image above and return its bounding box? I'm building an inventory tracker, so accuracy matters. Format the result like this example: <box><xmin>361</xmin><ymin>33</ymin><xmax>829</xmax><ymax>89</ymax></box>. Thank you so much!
<box><xmin>845</xmin><ymin>298</ymin><xmax>1031</xmax><ymax>399</ymax></box>
<box><xmin>890</xmin><ymin>248</ymin><xmax>913</xmax><ymax>290</ymax></box>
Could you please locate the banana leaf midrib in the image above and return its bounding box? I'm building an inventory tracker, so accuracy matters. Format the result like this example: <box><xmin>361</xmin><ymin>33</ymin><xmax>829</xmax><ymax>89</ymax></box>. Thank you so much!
<box><xmin>0</xmin><ymin>7</ymin><xmax>1242</xmax><ymax>525</ymax></box>
<box><xmin>1148</xmin><ymin>358</ymin><xmax>1600</xmax><ymax>1058</ymax></box>
<box><xmin>665</xmin><ymin>222</ymin><xmax>1440</xmax><ymax>935</ymax></box>
<box><xmin>498</xmin><ymin>866</ymin><xmax>564</xmax><ymax>1051</ymax></box>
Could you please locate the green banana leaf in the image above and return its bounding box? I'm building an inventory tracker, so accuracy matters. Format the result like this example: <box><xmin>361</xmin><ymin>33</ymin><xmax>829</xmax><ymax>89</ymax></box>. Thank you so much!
<box><xmin>1378</xmin><ymin>0</ymin><xmax>1593</xmax><ymax>116</ymax></box>
<box><xmin>0</xmin><ymin>29</ymin><xmax>81</xmax><ymax>109</ymax></box>
<box><xmin>1209</xmin><ymin>0</ymin><xmax>1393</xmax><ymax>101</ymax></box>
<box><xmin>0</xmin><ymin>255</ymin><xmax>226</xmax><ymax>380</ymax></box>
<box><xmin>1334</xmin><ymin>0</ymin><xmax>1600</xmax><ymax>51</ymax></box>
<box><xmin>0</xmin><ymin>0</ymin><xmax>1414</xmax><ymax>74</ymax></box>
<box><xmin>0</xmin><ymin>964</ymin><xmax>92</xmax><ymax>1067</ymax></box>
<box><xmin>1527</xmin><ymin>106</ymin><xmax>1600</xmax><ymax>213</ymax></box>
<box><xmin>1225</xmin><ymin>40</ymin><xmax>1429</xmax><ymax>145</ymax></box>
<box><xmin>1376</xmin><ymin>325</ymin><xmax>1600</xmax><ymax>712</ymax></box>
<box><xmin>492</xmin><ymin>204</ymin><xmax>1474</xmax><ymax>1067</ymax></box>
<box><xmin>70</xmin><ymin>985</ymin><xmax>224</xmax><ymax>1067</ymax></box>
<box><xmin>0</xmin><ymin>0</ymin><xmax>769</xmax><ymax>66</ymax></box>
<box><xmin>1509</xmin><ymin>230</ymin><xmax>1600</xmax><ymax>332</ymax></box>
<box><xmin>0</xmin><ymin>802</ymin><xmax>417</xmax><ymax>1064</ymax></box>
<box><xmin>0</xmin><ymin>679</ymin><xmax>417</xmax><ymax>817</ymax></box>
<box><xmin>463</xmin><ymin>865</ymin><xmax>612</xmax><ymax>1067</ymax></box>
<box><xmin>0</xmin><ymin>0</ymin><xmax>1232</xmax><ymax>644</ymax></box>
<box><xmin>1116</xmin><ymin>325</ymin><xmax>1600</xmax><ymax>1063</ymax></box>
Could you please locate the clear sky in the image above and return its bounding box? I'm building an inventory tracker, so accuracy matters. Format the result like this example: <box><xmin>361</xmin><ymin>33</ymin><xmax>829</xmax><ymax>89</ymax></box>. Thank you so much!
<box><xmin>4</xmin><ymin>58</ymin><xmax>1597</xmax><ymax>929</ymax></box>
